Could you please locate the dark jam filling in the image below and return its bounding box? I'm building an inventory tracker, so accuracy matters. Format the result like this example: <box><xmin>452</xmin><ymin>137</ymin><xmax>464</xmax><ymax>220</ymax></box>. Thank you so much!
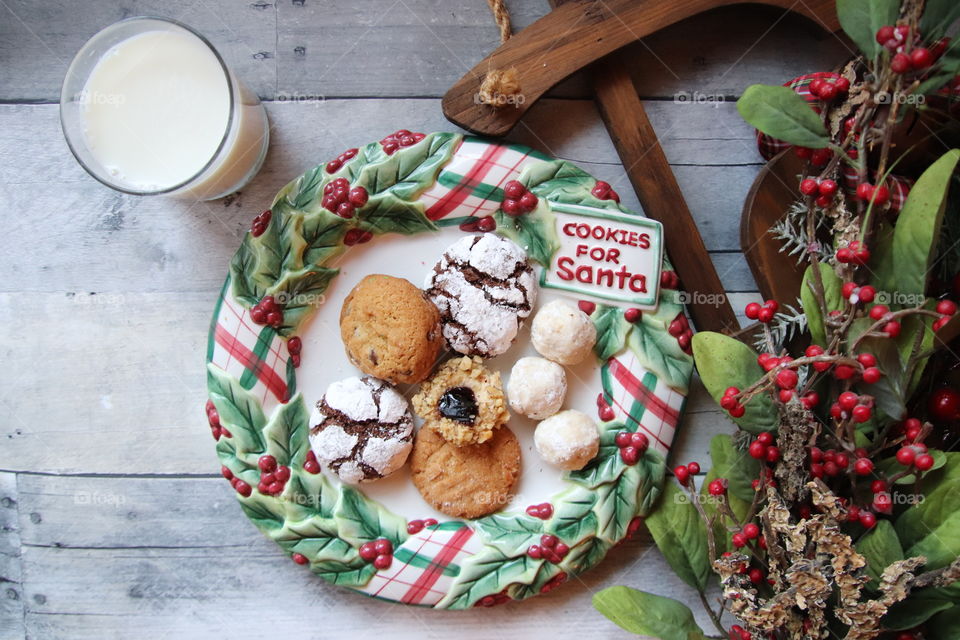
<box><xmin>438</xmin><ymin>386</ymin><xmax>478</xmax><ymax>424</ymax></box>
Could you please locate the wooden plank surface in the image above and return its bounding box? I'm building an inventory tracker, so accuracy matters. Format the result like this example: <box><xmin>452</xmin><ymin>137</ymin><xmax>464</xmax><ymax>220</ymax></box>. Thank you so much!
<box><xmin>0</xmin><ymin>0</ymin><xmax>853</xmax><ymax>636</ymax></box>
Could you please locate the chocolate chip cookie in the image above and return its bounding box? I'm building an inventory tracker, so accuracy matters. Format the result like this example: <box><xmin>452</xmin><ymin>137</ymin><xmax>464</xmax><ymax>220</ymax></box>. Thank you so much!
<box><xmin>340</xmin><ymin>274</ymin><xmax>445</xmax><ymax>384</ymax></box>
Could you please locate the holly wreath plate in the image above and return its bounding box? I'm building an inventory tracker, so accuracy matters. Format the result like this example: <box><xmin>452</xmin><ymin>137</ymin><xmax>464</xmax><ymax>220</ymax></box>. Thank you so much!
<box><xmin>205</xmin><ymin>131</ymin><xmax>694</xmax><ymax>608</ymax></box>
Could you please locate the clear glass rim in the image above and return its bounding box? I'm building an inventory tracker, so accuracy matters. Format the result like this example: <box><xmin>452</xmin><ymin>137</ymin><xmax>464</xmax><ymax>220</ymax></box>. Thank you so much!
<box><xmin>59</xmin><ymin>15</ymin><xmax>236</xmax><ymax>196</ymax></box>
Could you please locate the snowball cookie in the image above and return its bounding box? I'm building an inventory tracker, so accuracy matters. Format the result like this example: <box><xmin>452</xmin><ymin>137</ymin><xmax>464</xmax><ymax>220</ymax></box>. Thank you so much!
<box><xmin>308</xmin><ymin>376</ymin><xmax>414</xmax><ymax>484</ymax></box>
<box><xmin>340</xmin><ymin>274</ymin><xmax>444</xmax><ymax>384</ymax></box>
<box><xmin>531</xmin><ymin>299</ymin><xmax>597</xmax><ymax>365</ymax></box>
<box><xmin>534</xmin><ymin>410</ymin><xmax>600</xmax><ymax>471</ymax></box>
<box><xmin>424</xmin><ymin>234</ymin><xmax>537</xmax><ymax>357</ymax></box>
<box><xmin>507</xmin><ymin>357</ymin><xmax>567</xmax><ymax>420</ymax></box>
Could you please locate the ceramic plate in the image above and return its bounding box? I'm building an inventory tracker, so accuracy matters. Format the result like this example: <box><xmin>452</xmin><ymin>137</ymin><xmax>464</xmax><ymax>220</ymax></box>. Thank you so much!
<box><xmin>205</xmin><ymin>132</ymin><xmax>692</xmax><ymax>608</ymax></box>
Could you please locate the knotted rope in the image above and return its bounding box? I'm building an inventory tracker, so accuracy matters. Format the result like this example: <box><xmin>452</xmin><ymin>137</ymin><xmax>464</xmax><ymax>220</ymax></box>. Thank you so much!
<box><xmin>478</xmin><ymin>0</ymin><xmax>522</xmax><ymax>108</ymax></box>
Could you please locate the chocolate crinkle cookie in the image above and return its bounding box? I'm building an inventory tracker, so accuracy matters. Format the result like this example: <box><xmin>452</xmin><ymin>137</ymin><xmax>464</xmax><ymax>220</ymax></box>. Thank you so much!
<box><xmin>308</xmin><ymin>376</ymin><xmax>413</xmax><ymax>484</ymax></box>
<box><xmin>424</xmin><ymin>234</ymin><xmax>537</xmax><ymax>357</ymax></box>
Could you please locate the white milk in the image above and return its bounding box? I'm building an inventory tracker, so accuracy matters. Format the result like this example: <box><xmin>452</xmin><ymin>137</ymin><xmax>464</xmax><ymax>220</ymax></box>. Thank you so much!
<box><xmin>77</xmin><ymin>28</ymin><xmax>268</xmax><ymax>199</ymax></box>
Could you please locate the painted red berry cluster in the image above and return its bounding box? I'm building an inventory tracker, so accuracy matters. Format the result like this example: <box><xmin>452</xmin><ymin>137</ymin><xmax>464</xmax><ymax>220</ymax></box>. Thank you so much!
<box><xmin>458</xmin><ymin>215</ymin><xmax>496</xmax><ymax>233</ymax></box>
<box><xmin>539</xmin><ymin>571</ymin><xmax>568</xmax><ymax>594</ymax></box>
<box><xmin>205</xmin><ymin>400</ymin><xmax>231</xmax><ymax>440</ymax></box>
<box><xmin>475</xmin><ymin>589</ymin><xmax>511</xmax><ymax>607</ymax></box>
<box><xmin>614</xmin><ymin>430</ymin><xmax>650</xmax><ymax>465</ymax></box>
<box><xmin>596</xmin><ymin>392</ymin><xmax>616</xmax><ymax>422</ymax></box>
<box><xmin>591</xmin><ymin>180</ymin><xmax>620</xmax><ymax>203</ymax></box>
<box><xmin>527</xmin><ymin>534</ymin><xmax>569</xmax><ymax>564</ymax></box>
<box><xmin>405</xmin><ymin>517</ymin><xmax>438</xmax><ymax>535</ymax></box>
<box><xmin>322</xmin><ymin>177</ymin><xmax>368</xmax><ymax>219</ymax></box>
<box><xmin>303</xmin><ymin>449</ymin><xmax>321</xmax><ymax>474</ymax></box>
<box><xmin>359</xmin><ymin>537</ymin><xmax>394</xmax><ymax>570</ymax></box>
<box><xmin>577</xmin><ymin>300</ymin><xmax>596</xmax><ymax>315</ymax></box>
<box><xmin>250</xmin><ymin>295</ymin><xmax>283</xmax><ymax>328</ymax></box>
<box><xmin>257</xmin><ymin>455</ymin><xmax>291</xmax><ymax>496</ymax></box>
<box><xmin>325</xmin><ymin>147</ymin><xmax>358</xmax><ymax>174</ymax></box>
<box><xmin>501</xmin><ymin>180</ymin><xmax>538</xmax><ymax>216</ymax></box>
<box><xmin>667</xmin><ymin>312</ymin><xmax>693</xmax><ymax>353</ymax></box>
<box><xmin>287</xmin><ymin>336</ymin><xmax>302</xmax><ymax>368</ymax></box>
<box><xmin>380</xmin><ymin>129</ymin><xmax>425</xmax><ymax>155</ymax></box>
<box><xmin>525</xmin><ymin>503</ymin><xmax>554</xmax><ymax>520</ymax></box>
<box><xmin>659</xmin><ymin>270</ymin><xmax>680</xmax><ymax>289</ymax></box>
<box><xmin>250</xmin><ymin>209</ymin><xmax>271</xmax><ymax>237</ymax></box>
<box><xmin>221</xmin><ymin>465</ymin><xmax>251</xmax><ymax>497</ymax></box>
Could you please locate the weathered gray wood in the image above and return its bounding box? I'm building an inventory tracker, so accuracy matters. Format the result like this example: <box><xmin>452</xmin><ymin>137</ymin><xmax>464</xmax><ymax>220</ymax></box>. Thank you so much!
<box><xmin>17</xmin><ymin>474</ymin><xmax>716</xmax><ymax>638</ymax></box>
<box><xmin>0</xmin><ymin>473</ymin><xmax>24</xmax><ymax>640</ymax></box>
<box><xmin>0</xmin><ymin>0</ymin><xmax>276</xmax><ymax>103</ymax></box>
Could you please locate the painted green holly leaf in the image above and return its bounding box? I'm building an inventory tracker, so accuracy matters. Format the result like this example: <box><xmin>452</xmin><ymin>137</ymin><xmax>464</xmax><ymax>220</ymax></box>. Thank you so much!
<box><xmin>287</xmin><ymin>165</ymin><xmax>327</xmax><ymax>211</ymax></box>
<box><xmin>547</xmin><ymin>486</ymin><xmax>599</xmax><ymax>544</ymax></box>
<box><xmin>300</xmin><ymin>210</ymin><xmax>346</xmax><ymax>267</ymax></box>
<box><xmin>239</xmin><ymin>492</ymin><xmax>286</xmax><ymax>531</ymax></box>
<box><xmin>692</xmin><ymin>332</ymin><xmax>778</xmax><ymax>434</ymax></box>
<box><xmin>706</xmin><ymin>434</ymin><xmax>760</xmax><ymax>503</ymax></box>
<box><xmin>896</xmin><ymin>453</ymin><xmax>960</xmax><ymax>548</ymax></box>
<box><xmin>736</xmin><ymin>85</ymin><xmax>830</xmax><ymax>149</ymax></box>
<box><xmin>207</xmin><ymin>364</ymin><xmax>267</xmax><ymax>455</ymax></box>
<box><xmin>271</xmin><ymin>517</ymin><xmax>355</xmax><ymax>561</ymax></box>
<box><xmin>592</xmin><ymin>461</ymin><xmax>642</xmax><ymax>543</ymax></box>
<box><xmin>836</xmin><ymin>0</ymin><xmax>900</xmax><ymax>58</ymax></box>
<box><xmin>894</xmin><ymin>150</ymin><xmax>960</xmax><ymax>296</ymax></box>
<box><xmin>440</xmin><ymin>546</ymin><xmax>543</xmax><ymax>609</ymax></box>
<box><xmin>592</xmin><ymin>305</ymin><xmax>634</xmax><ymax>361</ymax></box>
<box><xmin>473</xmin><ymin>513</ymin><xmax>543</xmax><ymax>557</ymax></box>
<box><xmin>263</xmin><ymin>394</ymin><xmax>310</xmax><ymax>467</ymax></box>
<box><xmin>506</xmin><ymin>563</ymin><xmax>562</xmax><ymax>601</ymax></box>
<box><xmin>593</xmin><ymin>586</ymin><xmax>708</xmax><ymax>640</ymax></box>
<box><xmin>628</xmin><ymin>316</ymin><xmax>693</xmax><ymax>394</ymax></box>
<box><xmin>635</xmin><ymin>450</ymin><xmax>668</xmax><ymax>516</ymax></box>
<box><xmin>354</xmin><ymin>132</ymin><xmax>460</xmax><ymax>201</ymax></box>
<box><xmin>567</xmin><ymin>421</ymin><xmax>626</xmax><ymax>489</ymax></box>
<box><xmin>341</xmin><ymin>143</ymin><xmax>387</xmax><ymax>184</ymax></box>
<box><xmin>494</xmin><ymin>202</ymin><xmax>560</xmax><ymax>266</ymax></box>
<box><xmin>644</xmin><ymin>482</ymin><xmax>711</xmax><ymax>591</ymax></box>
<box><xmin>229</xmin><ymin>245</ymin><xmax>261</xmax><ymax>306</ymax></box>
<box><xmin>562</xmin><ymin>536</ymin><xmax>612</xmax><ymax>575</ymax></box>
<box><xmin>855</xmin><ymin>519</ymin><xmax>903</xmax><ymax>589</ymax></box>
<box><xmin>359</xmin><ymin>193</ymin><xmax>438</xmax><ymax>236</ymax></box>
<box><xmin>284</xmin><ymin>471</ymin><xmax>338</xmax><ymax>521</ymax></box>
<box><xmin>801</xmin><ymin>261</ymin><xmax>843</xmax><ymax>347</ymax></box>
<box><xmin>266</xmin><ymin>265</ymin><xmax>339</xmax><ymax>336</ymax></box>
<box><xmin>522</xmin><ymin>159</ymin><xmax>620</xmax><ymax>210</ymax></box>
<box><xmin>334</xmin><ymin>485</ymin><xmax>408</xmax><ymax>548</ymax></box>
<box><xmin>312</xmin><ymin>557</ymin><xmax>378</xmax><ymax>587</ymax></box>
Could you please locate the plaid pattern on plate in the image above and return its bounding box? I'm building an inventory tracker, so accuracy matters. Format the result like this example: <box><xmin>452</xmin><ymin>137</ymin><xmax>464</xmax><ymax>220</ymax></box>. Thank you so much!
<box><xmin>356</xmin><ymin>521</ymin><xmax>482</xmax><ymax>606</ymax></box>
<box><xmin>419</xmin><ymin>137</ymin><xmax>550</xmax><ymax>221</ymax></box>
<box><xmin>600</xmin><ymin>350</ymin><xmax>686</xmax><ymax>457</ymax></box>
<box><xmin>207</xmin><ymin>277</ymin><xmax>295</xmax><ymax>417</ymax></box>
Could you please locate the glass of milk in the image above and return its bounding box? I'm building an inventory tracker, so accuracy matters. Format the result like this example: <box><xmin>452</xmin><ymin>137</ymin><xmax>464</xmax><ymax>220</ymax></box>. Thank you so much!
<box><xmin>60</xmin><ymin>17</ymin><xmax>269</xmax><ymax>200</ymax></box>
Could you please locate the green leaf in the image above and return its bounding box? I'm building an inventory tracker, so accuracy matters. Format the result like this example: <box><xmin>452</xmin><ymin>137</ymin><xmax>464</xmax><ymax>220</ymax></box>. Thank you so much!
<box><xmin>207</xmin><ymin>364</ymin><xmax>267</xmax><ymax>455</ymax></box>
<box><xmin>801</xmin><ymin>262</ymin><xmax>843</xmax><ymax>347</ymax></box>
<box><xmin>567</xmin><ymin>421</ymin><xmax>626</xmax><ymax>489</ymax></box>
<box><xmin>870</xmin><ymin>223</ymin><xmax>898</xmax><ymax>294</ymax></box>
<box><xmin>354</xmin><ymin>132</ymin><xmax>459</xmax><ymax>200</ymax></box>
<box><xmin>592</xmin><ymin>305</ymin><xmax>634</xmax><ymax>361</ymax></box>
<box><xmin>877</xmin><ymin>449</ymin><xmax>948</xmax><ymax>485</ymax></box>
<box><xmin>627</xmin><ymin>316</ymin><xmax>694</xmax><ymax>394</ymax></box>
<box><xmin>333</xmin><ymin>485</ymin><xmax>408</xmax><ymax>548</ymax></box>
<box><xmin>635</xmin><ymin>449</ymin><xmax>668</xmax><ymax>516</ymax></box>
<box><xmin>266</xmin><ymin>265</ymin><xmax>339</xmax><ymax>336</ymax></box>
<box><xmin>836</xmin><ymin>0</ymin><xmax>900</xmax><ymax>58</ymax></box>
<box><xmin>593</xmin><ymin>586</ymin><xmax>707</xmax><ymax>640</ymax></box>
<box><xmin>561</xmin><ymin>536</ymin><xmax>611</xmax><ymax>575</ymax></box>
<box><xmin>262</xmin><ymin>394</ymin><xmax>310</xmax><ymax>467</ymax></box>
<box><xmin>239</xmin><ymin>492</ymin><xmax>286</xmax><ymax>531</ymax></box>
<box><xmin>894</xmin><ymin>150</ymin><xmax>960</xmax><ymax>296</ymax></box>
<box><xmin>905</xmin><ymin>507</ymin><xmax>960</xmax><ymax>571</ymax></box>
<box><xmin>592</xmin><ymin>460</ymin><xmax>643</xmax><ymax>543</ymax></box>
<box><xmin>929</xmin><ymin>605</ymin><xmax>960</xmax><ymax>638</ymax></box>
<box><xmin>494</xmin><ymin>202</ymin><xmax>560</xmax><ymax>266</ymax></box>
<box><xmin>645</xmin><ymin>483</ymin><xmax>711</xmax><ymax>591</ymax></box>
<box><xmin>736</xmin><ymin>85</ymin><xmax>830</xmax><ymax>148</ymax></box>
<box><xmin>884</xmin><ymin>589</ymin><xmax>957</xmax><ymax>630</ymax></box>
<box><xmin>440</xmin><ymin>546</ymin><xmax>543</xmax><ymax>609</ymax></box>
<box><xmin>896</xmin><ymin>453</ymin><xmax>960</xmax><ymax>548</ymax></box>
<box><xmin>706</xmin><ymin>434</ymin><xmax>760</xmax><ymax>503</ymax></box>
<box><xmin>313</xmin><ymin>558</ymin><xmax>378</xmax><ymax>587</ymax></box>
<box><xmin>284</xmin><ymin>470</ymin><xmax>338</xmax><ymax>520</ymax></box>
<box><xmin>359</xmin><ymin>193</ymin><xmax>438</xmax><ymax>236</ymax></box>
<box><xmin>288</xmin><ymin>165</ymin><xmax>326</xmax><ymax>211</ymax></box>
<box><xmin>271</xmin><ymin>516</ymin><xmax>355</xmax><ymax>562</ymax></box>
<box><xmin>921</xmin><ymin>0</ymin><xmax>960</xmax><ymax>41</ymax></box>
<box><xmin>229</xmin><ymin>243</ymin><xmax>261</xmax><ymax>306</ymax></box>
<box><xmin>692</xmin><ymin>332</ymin><xmax>778</xmax><ymax>434</ymax></box>
<box><xmin>472</xmin><ymin>513</ymin><xmax>543</xmax><ymax>557</ymax></box>
<box><xmin>300</xmin><ymin>212</ymin><xmax>346</xmax><ymax>266</ymax></box>
<box><xmin>855</xmin><ymin>519</ymin><xmax>903</xmax><ymax>588</ymax></box>
<box><xmin>546</xmin><ymin>486</ymin><xmax>599</xmax><ymax>544</ymax></box>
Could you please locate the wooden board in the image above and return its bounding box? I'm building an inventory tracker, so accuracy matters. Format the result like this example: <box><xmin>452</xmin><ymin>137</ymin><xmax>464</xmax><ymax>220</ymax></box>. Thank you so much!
<box><xmin>0</xmin><ymin>473</ymin><xmax>24</xmax><ymax>640</ymax></box>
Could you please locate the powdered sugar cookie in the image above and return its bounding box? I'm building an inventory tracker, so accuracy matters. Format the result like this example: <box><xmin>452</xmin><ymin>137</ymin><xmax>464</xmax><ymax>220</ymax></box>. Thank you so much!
<box><xmin>424</xmin><ymin>234</ymin><xmax>537</xmax><ymax>357</ymax></box>
<box><xmin>533</xmin><ymin>410</ymin><xmax>599</xmax><ymax>471</ymax></box>
<box><xmin>308</xmin><ymin>376</ymin><xmax>413</xmax><ymax>484</ymax></box>
<box><xmin>506</xmin><ymin>356</ymin><xmax>567</xmax><ymax>420</ymax></box>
